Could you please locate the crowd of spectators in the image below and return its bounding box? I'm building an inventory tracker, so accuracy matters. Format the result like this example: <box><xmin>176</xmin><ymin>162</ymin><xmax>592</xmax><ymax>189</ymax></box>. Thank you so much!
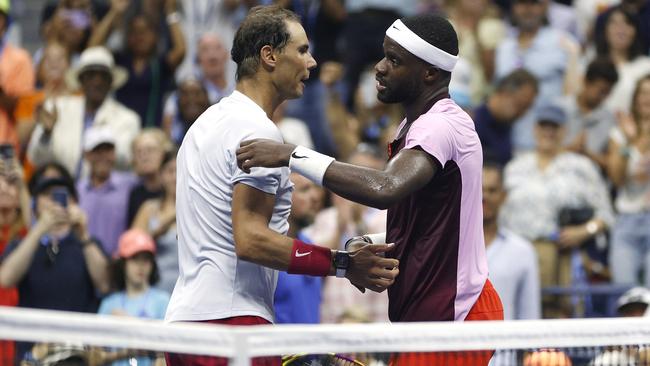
<box><xmin>0</xmin><ymin>0</ymin><xmax>648</xmax><ymax>363</ymax></box>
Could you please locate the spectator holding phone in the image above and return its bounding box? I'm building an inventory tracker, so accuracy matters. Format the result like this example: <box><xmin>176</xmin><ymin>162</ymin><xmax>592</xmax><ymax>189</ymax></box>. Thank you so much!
<box><xmin>0</xmin><ymin>175</ymin><xmax>109</xmax><ymax>361</ymax></box>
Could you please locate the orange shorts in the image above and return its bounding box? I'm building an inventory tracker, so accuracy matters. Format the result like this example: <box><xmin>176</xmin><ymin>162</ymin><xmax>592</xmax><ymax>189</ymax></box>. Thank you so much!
<box><xmin>390</xmin><ymin>279</ymin><xmax>504</xmax><ymax>366</ymax></box>
<box><xmin>165</xmin><ymin>316</ymin><xmax>280</xmax><ymax>366</ymax></box>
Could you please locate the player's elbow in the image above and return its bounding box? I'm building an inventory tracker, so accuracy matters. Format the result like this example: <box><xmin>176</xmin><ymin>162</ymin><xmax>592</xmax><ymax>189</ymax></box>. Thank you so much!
<box><xmin>367</xmin><ymin>179</ymin><xmax>401</xmax><ymax>209</ymax></box>
<box><xmin>233</xmin><ymin>229</ymin><xmax>266</xmax><ymax>262</ymax></box>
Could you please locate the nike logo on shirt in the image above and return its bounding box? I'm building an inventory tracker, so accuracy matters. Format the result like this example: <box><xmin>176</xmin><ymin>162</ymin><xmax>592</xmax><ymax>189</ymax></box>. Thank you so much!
<box><xmin>295</xmin><ymin>250</ymin><xmax>311</xmax><ymax>257</ymax></box>
<box><xmin>291</xmin><ymin>152</ymin><xmax>308</xmax><ymax>159</ymax></box>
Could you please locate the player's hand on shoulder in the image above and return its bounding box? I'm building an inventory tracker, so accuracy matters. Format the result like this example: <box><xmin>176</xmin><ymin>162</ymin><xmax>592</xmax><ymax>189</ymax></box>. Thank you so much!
<box><xmin>346</xmin><ymin>243</ymin><xmax>399</xmax><ymax>293</ymax></box>
<box><xmin>236</xmin><ymin>139</ymin><xmax>295</xmax><ymax>173</ymax></box>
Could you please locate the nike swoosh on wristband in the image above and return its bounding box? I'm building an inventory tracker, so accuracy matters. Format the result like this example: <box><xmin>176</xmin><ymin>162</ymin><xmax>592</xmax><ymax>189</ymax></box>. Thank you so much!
<box><xmin>295</xmin><ymin>250</ymin><xmax>311</xmax><ymax>257</ymax></box>
<box><xmin>291</xmin><ymin>152</ymin><xmax>308</xmax><ymax>159</ymax></box>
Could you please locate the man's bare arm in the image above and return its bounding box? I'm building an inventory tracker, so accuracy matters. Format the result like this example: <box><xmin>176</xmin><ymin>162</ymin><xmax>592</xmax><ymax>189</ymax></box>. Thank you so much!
<box><xmin>236</xmin><ymin>140</ymin><xmax>438</xmax><ymax>209</ymax></box>
<box><xmin>232</xmin><ymin>183</ymin><xmax>400</xmax><ymax>291</ymax></box>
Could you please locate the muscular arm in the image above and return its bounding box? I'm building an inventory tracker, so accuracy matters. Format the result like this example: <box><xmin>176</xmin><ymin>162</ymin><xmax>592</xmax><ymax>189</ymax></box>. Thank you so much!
<box><xmin>231</xmin><ymin>183</ymin><xmax>295</xmax><ymax>270</ymax></box>
<box><xmin>323</xmin><ymin>149</ymin><xmax>437</xmax><ymax>209</ymax></box>
<box><xmin>232</xmin><ymin>183</ymin><xmax>399</xmax><ymax>290</ymax></box>
<box><xmin>237</xmin><ymin>140</ymin><xmax>438</xmax><ymax>210</ymax></box>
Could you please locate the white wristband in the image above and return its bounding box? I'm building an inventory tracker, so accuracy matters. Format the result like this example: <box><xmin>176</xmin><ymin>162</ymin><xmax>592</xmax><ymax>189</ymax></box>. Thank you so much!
<box><xmin>365</xmin><ymin>232</ymin><xmax>386</xmax><ymax>244</ymax></box>
<box><xmin>288</xmin><ymin>146</ymin><xmax>335</xmax><ymax>186</ymax></box>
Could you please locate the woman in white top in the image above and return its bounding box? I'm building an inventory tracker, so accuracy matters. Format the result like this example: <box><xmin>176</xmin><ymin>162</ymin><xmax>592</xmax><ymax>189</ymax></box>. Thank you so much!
<box><xmin>607</xmin><ymin>75</ymin><xmax>650</xmax><ymax>287</ymax></box>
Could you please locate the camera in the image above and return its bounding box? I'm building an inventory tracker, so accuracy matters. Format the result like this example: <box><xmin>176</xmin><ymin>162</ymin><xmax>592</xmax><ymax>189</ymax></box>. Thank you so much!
<box><xmin>51</xmin><ymin>189</ymin><xmax>68</xmax><ymax>208</ymax></box>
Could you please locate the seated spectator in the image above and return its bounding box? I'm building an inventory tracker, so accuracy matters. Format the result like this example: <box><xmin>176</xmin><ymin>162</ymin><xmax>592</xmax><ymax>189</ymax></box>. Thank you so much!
<box><xmin>500</xmin><ymin>104</ymin><xmax>614</xmax><ymax>317</ymax></box>
<box><xmin>474</xmin><ymin>69</ymin><xmax>538</xmax><ymax>165</ymax></box>
<box><xmin>132</xmin><ymin>151</ymin><xmax>178</xmax><ymax>294</ymax></box>
<box><xmin>27</xmin><ymin>46</ymin><xmax>141</xmax><ymax>177</ymax></box>
<box><xmin>163</xmin><ymin>79</ymin><xmax>211</xmax><ymax>146</ymax></box>
<box><xmin>0</xmin><ymin>175</ymin><xmax>109</xmax><ymax>360</ymax></box>
<box><xmin>483</xmin><ymin>162</ymin><xmax>541</xmax><ymax>320</ymax></box>
<box><xmin>0</xmin><ymin>0</ymin><xmax>35</xmax><ymax>154</ymax></box>
<box><xmin>89</xmin><ymin>0</ymin><xmax>186</xmax><ymax>127</ymax></box>
<box><xmin>607</xmin><ymin>75</ymin><xmax>650</xmax><ymax>287</ymax></box>
<box><xmin>561</xmin><ymin>58</ymin><xmax>619</xmax><ymax>171</ymax></box>
<box><xmin>596</xmin><ymin>7</ymin><xmax>650</xmax><ymax>115</ymax></box>
<box><xmin>76</xmin><ymin>127</ymin><xmax>138</xmax><ymax>256</ymax></box>
<box><xmin>495</xmin><ymin>0</ymin><xmax>580</xmax><ymax>151</ymax></box>
<box><xmin>98</xmin><ymin>229</ymin><xmax>169</xmax><ymax>366</ymax></box>
<box><xmin>594</xmin><ymin>0</ymin><xmax>650</xmax><ymax>57</ymax></box>
<box><xmin>162</xmin><ymin>33</ymin><xmax>232</xmax><ymax>133</ymax></box>
<box><xmin>273</xmin><ymin>173</ymin><xmax>323</xmax><ymax>324</ymax></box>
<box><xmin>126</xmin><ymin>129</ymin><xmax>171</xmax><ymax>226</ymax></box>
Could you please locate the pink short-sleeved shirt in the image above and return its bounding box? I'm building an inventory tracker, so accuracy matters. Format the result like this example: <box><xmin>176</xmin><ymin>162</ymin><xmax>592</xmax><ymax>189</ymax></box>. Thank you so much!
<box><xmin>386</xmin><ymin>98</ymin><xmax>487</xmax><ymax>322</ymax></box>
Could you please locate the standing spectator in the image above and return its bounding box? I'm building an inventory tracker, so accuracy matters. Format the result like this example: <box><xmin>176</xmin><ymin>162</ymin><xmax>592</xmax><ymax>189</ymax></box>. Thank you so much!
<box><xmin>0</xmin><ymin>0</ymin><xmax>35</xmax><ymax>154</ymax></box>
<box><xmin>607</xmin><ymin>75</ymin><xmax>650</xmax><ymax>287</ymax></box>
<box><xmin>448</xmin><ymin>0</ymin><xmax>506</xmax><ymax>107</ymax></box>
<box><xmin>126</xmin><ymin>129</ymin><xmax>171</xmax><ymax>227</ymax></box>
<box><xmin>27</xmin><ymin>46</ymin><xmax>141</xmax><ymax>178</ymax></box>
<box><xmin>132</xmin><ymin>151</ymin><xmax>178</xmax><ymax>294</ymax></box>
<box><xmin>474</xmin><ymin>69</ymin><xmax>538</xmax><ymax>166</ymax></box>
<box><xmin>273</xmin><ymin>173</ymin><xmax>323</xmax><ymax>324</ymax></box>
<box><xmin>76</xmin><ymin>127</ymin><xmax>138</xmax><ymax>256</ymax></box>
<box><xmin>98</xmin><ymin>229</ymin><xmax>169</xmax><ymax>366</ymax></box>
<box><xmin>495</xmin><ymin>0</ymin><xmax>581</xmax><ymax>151</ymax></box>
<box><xmin>0</xmin><ymin>176</ymin><xmax>109</xmax><ymax>361</ymax></box>
<box><xmin>500</xmin><ymin>105</ymin><xmax>614</xmax><ymax>317</ymax></box>
<box><xmin>89</xmin><ymin>0</ymin><xmax>186</xmax><ymax>127</ymax></box>
<box><xmin>595</xmin><ymin>7</ymin><xmax>650</xmax><ymax>115</ymax></box>
<box><xmin>561</xmin><ymin>58</ymin><xmax>619</xmax><ymax>171</ymax></box>
<box><xmin>483</xmin><ymin>162</ymin><xmax>541</xmax><ymax>320</ymax></box>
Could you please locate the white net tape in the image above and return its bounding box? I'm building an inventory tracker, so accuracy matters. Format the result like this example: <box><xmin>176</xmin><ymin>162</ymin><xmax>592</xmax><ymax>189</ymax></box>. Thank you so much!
<box><xmin>0</xmin><ymin>306</ymin><xmax>648</xmax><ymax>365</ymax></box>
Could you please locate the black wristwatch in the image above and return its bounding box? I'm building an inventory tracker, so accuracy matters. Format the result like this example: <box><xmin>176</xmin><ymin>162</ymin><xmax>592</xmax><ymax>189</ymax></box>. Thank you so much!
<box><xmin>333</xmin><ymin>250</ymin><xmax>350</xmax><ymax>278</ymax></box>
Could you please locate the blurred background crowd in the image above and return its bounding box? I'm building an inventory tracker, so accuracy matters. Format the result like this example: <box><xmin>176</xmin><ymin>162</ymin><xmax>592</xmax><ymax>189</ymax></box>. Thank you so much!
<box><xmin>0</xmin><ymin>0</ymin><xmax>648</xmax><ymax>363</ymax></box>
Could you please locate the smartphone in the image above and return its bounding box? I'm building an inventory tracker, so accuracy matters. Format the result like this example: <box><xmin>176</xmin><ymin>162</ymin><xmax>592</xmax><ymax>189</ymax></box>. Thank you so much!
<box><xmin>60</xmin><ymin>9</ymin><xmax>91</xmax><ymax>30</ymax></box>
<box><xmin>0</xmin><ymin>144</ymin><xmax>14</xmax><ymax>160</ymax></box>
<box><xmin>51</xmin><ymin>189</ymin><xmax>68</xmax><ymax>208</ymax></box>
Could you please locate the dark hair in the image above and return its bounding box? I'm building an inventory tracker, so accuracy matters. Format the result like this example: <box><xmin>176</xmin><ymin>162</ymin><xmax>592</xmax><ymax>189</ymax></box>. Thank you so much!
<box><xmin>495</xmin><ymin>69</ymin><xmax>539</xmax><ymax>94</ymax></box>
<box><xmin>231</xmin><ymin>6</ymin><xmax>300</xmax><ymax>81</ymax></box>
<box><xmin>631</xmin><ymin>74</ymin><xmax>650</xmax><ymax>122</ymax></box>
<box><xmin>159</xmin><ymin>149</ymin><xmax>177</xmax><ymax>172</ymax></box>
<box><xmin>595</xmin><ymin>7</ymin><xmax>644</xmax><ymax>61</ymax></box>
<box><xmin>401</xmin><ymin>13</ymin><xmax>459</xmax><ymax>85</ymax></box>
<box><xmin>28</xmin><ymin>162</ymin><xmax>78</xmax><ymax>201</ymax></box>
<box><xmin>110</xmin><ymin>253</ymin><xmax>160</xmax><ymax>291</ymax></box>
<box><xmin>585</xmin><ymin>58</ymin><xmax>619</xmax><ymax>85</ymax></box>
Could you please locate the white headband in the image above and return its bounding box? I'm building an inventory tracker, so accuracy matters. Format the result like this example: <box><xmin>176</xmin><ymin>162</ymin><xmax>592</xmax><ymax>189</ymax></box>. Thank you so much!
<box><xmin>385</xmin><ymin>19</ymin><xmax>458</xmax><ymax>72</ymax></box>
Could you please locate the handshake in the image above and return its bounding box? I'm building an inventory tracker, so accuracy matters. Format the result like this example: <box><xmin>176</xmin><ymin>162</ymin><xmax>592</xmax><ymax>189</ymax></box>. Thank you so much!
<box><xmin>341</xmin><ymin>233</ymin><xmax>399</xmax><ymax>294</ymax></box>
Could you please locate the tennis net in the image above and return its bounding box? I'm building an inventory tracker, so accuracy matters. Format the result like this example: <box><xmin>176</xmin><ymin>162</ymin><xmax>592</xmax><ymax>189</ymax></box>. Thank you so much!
<box><xmin>0</xmin><ymin>306</ymin><xmax>647</xmax><ymax>365</ymax></box>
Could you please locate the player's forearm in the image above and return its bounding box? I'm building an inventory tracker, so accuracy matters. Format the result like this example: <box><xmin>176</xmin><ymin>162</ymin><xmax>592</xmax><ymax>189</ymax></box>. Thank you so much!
<box><xmin>323</xmin><ymin>161</ymin><xmax>402</xmax><ymax>209</ymax></box>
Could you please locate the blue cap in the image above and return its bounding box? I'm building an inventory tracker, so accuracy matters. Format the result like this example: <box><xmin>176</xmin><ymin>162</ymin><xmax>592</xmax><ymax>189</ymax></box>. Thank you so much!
<box><xmin>537</xmin><ymin>104</ymin><xmax>566</xmax><ymax>125</ymax></box>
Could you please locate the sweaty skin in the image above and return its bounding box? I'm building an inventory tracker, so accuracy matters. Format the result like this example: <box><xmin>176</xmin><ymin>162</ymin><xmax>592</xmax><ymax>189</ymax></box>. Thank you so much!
<box><xmin>236</xmin><ymin>140</ymin><xmax>438</xmax><ymax>210</ymax></box>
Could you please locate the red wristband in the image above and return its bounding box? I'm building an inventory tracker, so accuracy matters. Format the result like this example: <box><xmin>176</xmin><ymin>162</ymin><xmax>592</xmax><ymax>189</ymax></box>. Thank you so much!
<box><xmin>287</xmin><ymin>239</ymin><xmax>331</xmax><ymax>276</ymax></box>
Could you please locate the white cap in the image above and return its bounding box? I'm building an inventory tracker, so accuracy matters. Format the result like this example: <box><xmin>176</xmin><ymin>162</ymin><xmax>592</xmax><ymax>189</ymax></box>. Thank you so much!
<box><xmin>83</xmin><ymin>126</ymin><xmax>116</xmax><ymax>152</ymax></box>
<box><xmin>617</xmin><ymin>287</ymin><xmax>650</xmax><ymax>310</ymax></box>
